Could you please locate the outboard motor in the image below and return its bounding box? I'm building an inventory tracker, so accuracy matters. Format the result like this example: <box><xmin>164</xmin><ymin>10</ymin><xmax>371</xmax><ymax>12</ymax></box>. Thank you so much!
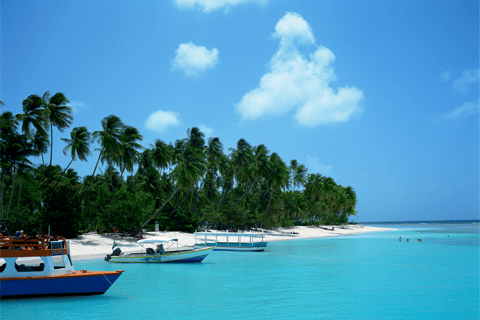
<box><xmin>105</xmin><ymin>247</ymin><xmax>122</xmax><ymax>261</ymax></box>
<box><xmin>112</xmin><ymin>247</ymin><xmax>122</xmax><ymax>256</ymax></box>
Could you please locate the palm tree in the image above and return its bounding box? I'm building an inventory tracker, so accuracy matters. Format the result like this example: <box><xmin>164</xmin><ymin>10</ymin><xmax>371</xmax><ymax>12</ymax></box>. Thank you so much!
<box><xmin>186</xmin><ymin>127</ymin><xmax>206</xmax><ymax>150</ymax></box>
<box><xmin>43</xmin><ymin>91</ymin><xmax>73</xmax><ymax>174</ymax></box>
<box><xmin>247</xmin><ymin>144</ymin><xmax>270</xmax><ymax>205</ymax></box>
<box><xmin>61</xmin><ymin>126</ymin><xmax>92</xmax><ymax>171</ymax></box>
<box><xmin>205</xmin><ymin>137</ymin><xmax>223</xmax><ymax>204</ymax></box>
<box><xmin>0</xmin><ymin>111</ymin><xmax>19</xmax><ymax>229</ymax></box>
<box><xmin>186</xmin><ymin>127</ymin><xmax>206</xmax><ymax>212</ymax></box>
<box><xmin>64</xmin><ymin>168</ymin><xmax>81</xmax><ymax>185</ymax></box>
<box><xmin>149</xmin><ymin>139</ymin><xmax>173</xmax><ymax>204</ymax></box>
<box><xmin>82</xmin><ymin>115</ymin><xmax>124</xmax><ymax>204</ymax></box>
<box><xmin>31</xmin><ymin>132</ymin><xmax>49</xmax><ymax>165</ymax></box>
<box><xmin>42</xmin><ymin>126</ymin><xmax>92</xmax><ymax>222</ymax></box>
<box><xmin>322</xmin><ymin>177</ymin><xmax>337</xmax><ymax>203</ymax></box>
<box><xmin>117</xmin><ymin>126</ymin><xmax>143</xmax><ymax>180</ymax></box>
<box><xmin>135</xmin><ymin>143</ymin><xmax>205</xmax><ymax>235</ymax></box>
<box><xmin>150</xmin><ymin>139</ymin><xmax>173</xmax><ymax>177</ymax></box>
<box><xmin>290</xmin><ymin>160</ymin><xmax>307</xmax><ymax>217</ymax></box>
<box><xmin>19</xmin><ymin>94</ymin><xmax>49</xmax><ymax>140</ymax></box>
<box><xmin>229</xmin><ymin>138</ymin><xmax>253</xmax><ymax>187</ymax></box>
<box><xmin>264</xmin><ymin>153</ymin><xmax>290</xmax><ymax>218</ymax></box>
<box><xmin>137</xmin><ymin>167</ymin><xmax>161</xmax><ymax>197</ymax></box>
<box><xmin>3</xmin><ymin>133</ymin><xmax>34</xmax><ymax>223</ymax></box>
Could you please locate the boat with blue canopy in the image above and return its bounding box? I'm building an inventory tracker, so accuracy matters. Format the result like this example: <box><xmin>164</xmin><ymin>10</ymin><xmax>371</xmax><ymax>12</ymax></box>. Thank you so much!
<box><xmin>105</xmin><ymin>238</ymin><xmax>212</xmax><ymax>263</ymax></box>
<box><xmin>194</xmin><ymin>231</ymin><xmax>267</xmax><ymax>252</ymax></box>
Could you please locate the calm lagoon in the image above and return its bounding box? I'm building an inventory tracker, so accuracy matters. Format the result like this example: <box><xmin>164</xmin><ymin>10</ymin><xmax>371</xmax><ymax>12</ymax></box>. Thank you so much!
<box><xmin>2</xmin><ymin>223</ymin><xmax>478</xmax><ymax>319</ymax></box>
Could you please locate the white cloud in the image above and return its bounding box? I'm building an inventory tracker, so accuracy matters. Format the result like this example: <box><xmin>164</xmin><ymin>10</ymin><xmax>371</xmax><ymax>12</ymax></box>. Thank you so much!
<box><xmin>442</xmin><ymin>101</ymin><xmax>479</xmax><ymax>120</ymax></box>
<box><xmin>173</xmin><ymin>0</ymin><xmax>267</xmax><ymax>13</ymax></box>
<box><xmin>198</xmin><ymin>124</ymin><xmax>214</xmax><ymax>138</ymax></box>
<box><xmin>306</xmin><ymin>155</ymin><xmax>335</xmax><ymax>178</ymax></box>
<box><xmin>171</xmin><ymin>42</ymin><xmax>219</xmax><ymax>77</ymax></box>
<box><xmin>440</xmin><ymin>70</ymin><xmax>450</xmax><ymax>81</ymax></box>
<box><xmin>235</xmin><ymin>12</ymin><xmax>363</xmax><ymax>127</ymax></box>
<box><xmin>69</xmin><ymin>101</ymin><xmax>89</xmax><ymax>113</ymax></box>
<box><xmin>453</xmin><ymin>69</ymin><xmax>479</xmax><ymax>94</ymax></box>
<box><xmin>145</xmin><ymin>110</ymin><xmax>180</xmax><ymax>133</ymax></box>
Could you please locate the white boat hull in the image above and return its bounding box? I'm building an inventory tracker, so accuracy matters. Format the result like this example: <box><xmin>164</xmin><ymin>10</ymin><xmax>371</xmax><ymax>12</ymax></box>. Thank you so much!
<box><xmin>108</xmin><ymin>247</ymin><xmax>213</xmax><ymax>263</ymax></box>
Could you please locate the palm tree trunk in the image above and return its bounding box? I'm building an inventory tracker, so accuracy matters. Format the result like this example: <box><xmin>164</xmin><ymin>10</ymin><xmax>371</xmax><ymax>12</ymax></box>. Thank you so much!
<box><xmin>253</xmin><ymin>188</ymin><xmax>270</xmax><ymax>212</ymax></box>
<box><xmin>43</xmin><ymin>158</ymin><xmax>74</xmax><ymax>221</ymax></box>
<box><xmin>167</xmin><ymin>191</ymin><xmax>191</xmax><ymax>218</ymax></box>
<box><xmin>15</xmin><ymin>177</ymin><xmax>23</xmax><ymax>212</ymax></box>
<box><xmin>210</xmin><ymin>168</ymin><xmax>215</xmax><ymax>204</ymax></box>
<box><xmin>81</xmin><ymin>148</ymin><xmax>104</xmax><ymax>205</ymax></box>
<box><xmin>50</xmin><ymin>123</ymin><xmax>54</xmax><ymax>167</ymax></box>
<box><xmin>156</xmin><ymin>168</ymin><xmax>164</xmax><ymax>210</ymax></box>
<box><xmin>220</xmin><ymin>176</ymin><xmax>233</xmax><ymax>207</ymax></box>
<box><xmin>193</xmin><ymin>182</ymin><xmax>200</xmax><ymax>212</ymax></box>
<box><xmin>265</xmin><ymin>189</ymin><xmax>274</xmax><ymax>215</ymax></box>
<box><xmin>1</xmin><ymin>173</ymin><xmax>7</xmax><ymax>233</ymax></box>
<box><xmin>235</xmin><ymin>178</ymin><xmax>257</xmax><ymax>206</ymax></box>
<box><xmin>188</xmin><ymin>188</ymin><xmax>193</xmax><ymax>210</ymax></box>
<box><xmin>6</xmin><ymin>169</ymin><xmax>16</xmax><ymax>218</ymax></box>
<box><xmin>184</xmin><ymin>189</ymin><xmax>192</xmax><ymax>211</ymax></box>
<box><xmin>78</xmin><ymin>151</ymin><xmax>105</xmax><ymax>234</ymax></box>
<box><xmin>47</xmin><ymin>123</ymin><xmax>54</xmax><ymax>184</ymax></box>
<box><xmin>83</xmin><ymin>216</ymin><xmax>98</xmax><ymax>234</ymax></box>
<box><xmin>180</xmin><ymin>189</ymin><xmax>191</xmax><ymax>211</ymax></box>
<box><xmin>135</xmin><ymin>187</ymin><xmax>180</xmax><ymax>235</ymax></box>
<box><xmin>111</xmin><ymin>166</ymin><xmax>126</xmax><ymax>199</ymax></box>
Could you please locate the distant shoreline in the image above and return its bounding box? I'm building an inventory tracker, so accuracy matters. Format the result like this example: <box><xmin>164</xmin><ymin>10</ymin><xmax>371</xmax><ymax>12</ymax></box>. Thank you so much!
<box><xmin>68</xmin><ymin>225</ymin><xmax>396</xmax><ymax>261</ymax></box>
<box><xmin>357</xmin><ymin>220</ymin><xmax>479</xmax><ymax>225</ymax></box>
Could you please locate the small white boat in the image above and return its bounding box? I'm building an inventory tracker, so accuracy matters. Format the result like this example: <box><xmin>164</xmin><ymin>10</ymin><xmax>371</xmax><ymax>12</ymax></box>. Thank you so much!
<box><xmin>194</xmin><ymin>231</ymin><xmax>267</xmax><ymax>252</ymax></box>
<box><xmin>105</xmin><ymin>238</ymin><xmax>212</xmax><ymax>263</ymax></box>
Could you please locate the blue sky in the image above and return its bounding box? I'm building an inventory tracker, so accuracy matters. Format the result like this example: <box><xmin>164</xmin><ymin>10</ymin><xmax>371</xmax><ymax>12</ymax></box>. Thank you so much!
<box><xmin>1</xmin><ymin>0</ymin><xmax>478</xmax><ymax>222</ymax></box>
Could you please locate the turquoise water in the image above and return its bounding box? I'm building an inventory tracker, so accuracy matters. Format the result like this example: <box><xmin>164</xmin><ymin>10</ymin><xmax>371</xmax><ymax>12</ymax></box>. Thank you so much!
<box><xmin>2</xmin><ymin>223</ymin><xmax>479</xmax><ymax>319</ymax></box>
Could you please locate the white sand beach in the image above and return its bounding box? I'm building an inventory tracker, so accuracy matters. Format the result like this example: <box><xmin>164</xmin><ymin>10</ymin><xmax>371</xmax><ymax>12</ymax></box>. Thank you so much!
<box><xmin>68</xmin><ymin>225</ymin><xmax>395</xmax><ymax>261</ymax></box>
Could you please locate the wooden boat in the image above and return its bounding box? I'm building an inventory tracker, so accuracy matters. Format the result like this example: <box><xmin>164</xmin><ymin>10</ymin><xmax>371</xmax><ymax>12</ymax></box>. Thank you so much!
<box><xmin>0</xmin><ymin>234</ymin><xmax>124</xmax><ymax>299</ymax></box>
<box><xmin>105</xmin><ymin>238</ymin><xmax>212</xmax><ymax>263</ymax></box>
<box><xmin>194</xmin><ymin>231</ymin><xmax>267</xmax><ymax>252</ymax></box>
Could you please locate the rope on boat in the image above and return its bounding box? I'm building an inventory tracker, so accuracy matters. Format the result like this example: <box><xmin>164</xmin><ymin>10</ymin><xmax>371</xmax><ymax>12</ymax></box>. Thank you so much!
<box><xmin>102</xmin><ymin>274</ymin><xmax>141</xmax><ymax>300</ymax></box>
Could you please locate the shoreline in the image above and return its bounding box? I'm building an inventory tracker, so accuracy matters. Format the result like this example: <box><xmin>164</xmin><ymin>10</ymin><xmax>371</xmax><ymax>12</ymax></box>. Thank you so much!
<box><xmin>68</xmin><ymin>225</ymin><xmax>396</xmax><ymax>261</ymax></box>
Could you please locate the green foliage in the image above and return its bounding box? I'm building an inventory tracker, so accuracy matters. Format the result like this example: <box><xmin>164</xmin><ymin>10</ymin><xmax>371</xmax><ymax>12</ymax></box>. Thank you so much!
<box><xmin>2</xmin><ymin>102</ymin><xmax>359</xmax><ymax>236</ymax></box>
<box><xmin>44</xmin><ymin>183</ymin><xmax>81</xmax><ymax>238</ymax></box>
<box><xmin>161</xmin><ymin>209</ymin><xmax>197</xmax><ymax>233</ymax></box>
<box><xmin>100</xmin><ymin>188</ymin><xmax>155</xmax><ymax>233</ymax></box>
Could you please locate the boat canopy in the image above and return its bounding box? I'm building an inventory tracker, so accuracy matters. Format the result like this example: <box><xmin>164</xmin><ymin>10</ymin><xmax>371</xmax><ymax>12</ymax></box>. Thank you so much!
<box><xmin>137</xmin><ymin>238</ymin><xmax>178</xmax><ymax>244</ymax></box>
<box><xmin>195</xmin><ymin>232</ymin><xmax>265</xmax><ymax>238</ymax></box>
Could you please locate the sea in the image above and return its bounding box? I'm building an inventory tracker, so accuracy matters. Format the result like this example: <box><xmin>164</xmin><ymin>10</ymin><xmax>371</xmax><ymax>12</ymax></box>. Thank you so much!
<box><xmin>2</xmin><ymin>221</ymin><xmax>479</xmax><ymax>319</ymax></box>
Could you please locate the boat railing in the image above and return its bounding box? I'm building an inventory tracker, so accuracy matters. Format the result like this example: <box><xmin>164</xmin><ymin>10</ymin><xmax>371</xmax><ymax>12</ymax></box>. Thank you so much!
<box><xmin>0</xmin><ymin>236</ymin><xmax>68</xmax><ymax>257</ymax></box>
<box><xmin>0</xmin><ymin>237</ymin><xmax>46</xmax><ymax>250</ymax></box>
<box><xmin>194</xmin><ymin>231</ymin><xmax>267</xmax><ymax>247</ymax></box>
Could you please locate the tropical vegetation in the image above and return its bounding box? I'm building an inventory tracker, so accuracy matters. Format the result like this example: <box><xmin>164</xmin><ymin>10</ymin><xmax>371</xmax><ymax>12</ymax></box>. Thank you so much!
<box><xmin>0</xmin><ymin>94</ymin><xmax>357</xmax><ymax>237</ymax></box>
